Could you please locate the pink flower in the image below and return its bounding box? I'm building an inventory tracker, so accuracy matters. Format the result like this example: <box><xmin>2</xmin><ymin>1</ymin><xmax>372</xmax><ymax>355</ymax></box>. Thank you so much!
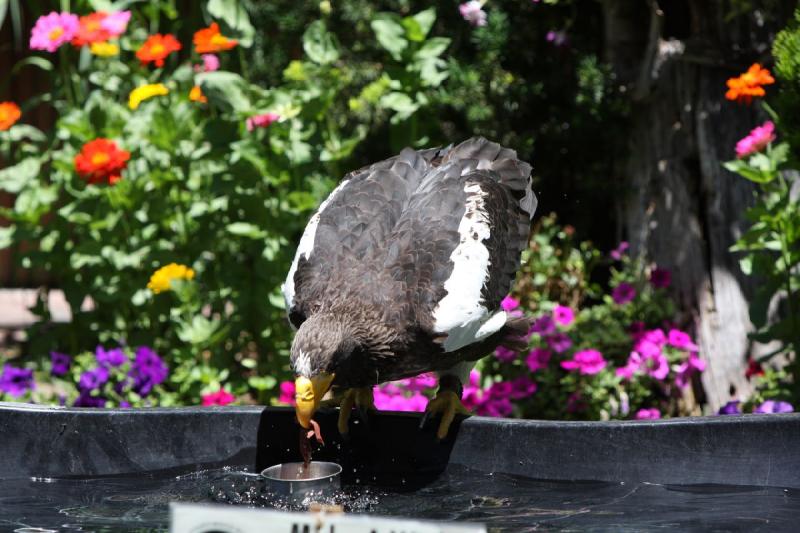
<box><xmin>553</xmin><ymin>304</ymin><xmax>574</xmax><ymax>326</ymax></box>
<box><xmin>508</xmin><ymin>376</ymin><xmax>537</xmax><ymax>399</ymax></box>
<box><xmin>246</xmin><ymin>112</ymin><xmax>280</xmax><ymax>131</ymax></box>
<box><xmin>546</xmin><ymin>332</ymin><xmax>572</xmax><ymax>353</ymax></box>
<box><xmin>373</xmin><ymin>387</ymin><xmax>428</xmax><ymax>412</ymax></box>
<box><xmin>200</xmin><ymin>53</ymin><xmax>220</xmax><ymax>72</ymax></box>
<box><xmin>735</xmin><ymin>120</ymin><xmax>776</xmax><ymax>158</ymax></box>
<box><xmin>650</xmin><ymin>267</ymin><xmax>671</xmax><ymax>288</ymax></box>
<box><xmin>675</xmin><ymin>353</ymin><xmax>706</xmax><ymax>388</ymax></box>
<box><xmin>635</xmin><ymin>408</ymin><xmax>661</xmax><ymax>420</ymax></box>
<box><xmin>30</xmin><ymin>12</ymin><xmax>79</xmax><ymax>52</ymax></box>
<box><xmin>667</xmin><ymin>329</ymin><xmax>699</xmax><ymax>351</ymax></box>
<box><xmin>526</xmin><ymin>347</ymin><xmax>551</xmax><ymax>372</ymax></box>
<box><xmin>405</xmin><ymin>373</ymin><xmax>437</xmax><ymax>391</ymax></box>
<box><xmin>612</xmin><ymin>282</ymin><xmax>636</xmax><ymax>304</ymax></box>
<box><xmin>278</xmin><ymin>380</ymin><xmax>295</xmax><ymax>404</ymax></box>
<box><xmin>643</xmin><ymin>352</ymin><xmax>669</xmax><ymax>380</ymax></box>
<box><xmin>610</xmin><ymin>241</ymin><xmax>629</xmax><ymax>260</ymax></box>
<box><xmin>642</xmin><ymin>328</ymin><xmax>666</xmax><ymax>346</ymax></box>
<box><xmin>100</xmin><ymin>10</ymin><xmax>131</xmax><ymax>37</ymax></box>
<box><xmin>561</xmin><ymin>349</ymin><xmax>607</xmax><ymax>375</ymax></box>
<box><xmin>202</xmin><ymin>389</ymin><xmax>235</xmax><ymax>406</ymax></box>
<box><xmin>616</xmin><ymin>351</ymin><xmax>642</xmax><ymax>379</ymax></box>
<box><xmin>530</xmin><ymin>315</ymin><xmax>556</xmax><ymax>335</ymax></box>
<box><xmin>495</xmin><ymin>345</ymin><xmax>517</xmax><ymax>362</ymax></box>
<box><xmin>545</xmin><ymin>30</ymin><xmax>568</xmax><ymax>47</ymax></box>
<box><xmin>459</xmin><ymin>1</ymin><xmax>487</xmax><ymax>27</ymax></box>
<box><xmin>501</xmin><ymin>295</ymin><xmax>520</xmax><ymax>312</ymax></box>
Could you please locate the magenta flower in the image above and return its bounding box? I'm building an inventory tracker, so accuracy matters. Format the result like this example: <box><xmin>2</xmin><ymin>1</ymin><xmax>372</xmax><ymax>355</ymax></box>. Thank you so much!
<box><xmin>501</xmin><ymin>295</ymin><xmax>520</xmax><ymax>312</ymax></box>
<box><xmin>246</xmin><ymin>112</ymin><xmax>280</xmax><ymax>131</ymax></box>
<box><xmin>553</xmin><ymin>304</ymin><xmax>575</xmax><ymax>326</ymax></box>
<box><xmin>561</xmin><ymin>349</ymin><xmax>607</xmax><ymax>375</ymax></box>
<box><xmin>634</xmin><ymin>338</ymin><xmax>662</xmax><ymax>359</ymax></box>
<box><xmin>50</xmin><ymin>351</ymin><xmax>71</xmax><ymax>376</ymax></box>
<box><xmin>278</xmin><ymin>380</ymin><xmax>295</xmax><ymax>404</ymax></box>
<box><xmin>100</xmin><ymin>10</ymin><xmax>131</xmax><ymax>37</ymax></box>
<box><xmin>675</xmin><ymin>353</ymin><xmax>706</xmax><ymax>388</ymax></box>
<box><xmin>650</xmin><ymin>267</ymin><xmax>671</xmax><ymax>288</ymax></box>
<box><xmin>0</xmin><ymin>365</ymin><xmax>35</xmax><ymax>397</ymax></box>
<box><xmin>200</xmin><ymin>53</ymin><xmax>220</xmax><ymax>72</ymax></box>
<box><xmin>530</xmin><ymin>315</ymin><xmax>556</xmax><ymax>335</ymax></box>
<box><xmin>628</xmin><ymin>321</ymin><xmax>646</xmax><ymax>339</ymax></box>
<box><xmin>405</xmin><ymin>373</ymin><xmax>437</xmax><ymax>391</ymax></box>
<box><xmin>202</xmin><ymin>389</ymin><xmax>235</xmax><ymax>406</ymax></box>
<box><xmin>30</xmin><ymin>12</ymin><xmax>79</xmax><ymax>52</ymax></box>
<box><xmin>735</xmin><ymin>121</ymin><xmax>776</xmax><ymax>158</ymax></box>
<box><xmin>545</xmin><ymin>30</ymin><xmax>568</xmax><ymax>47</ymax></box>
<box><xmin>546</xmin><ymin>332</ymin><xmax>573</xmax><ymax>353</ymax></box>
<box><xmin>643</xmin><ymin>352</ymin><xmax>669</xmax><ymax>380</ymax></box>
<box><xmin>718</xmin><ymin>400</ymin><xmax>741</xmax><ymax>415</ymax></box>
<box><xmin>635</xmin><ymin>408</ymin><xmax>661</xmax><ymax>420</ymax></box>
<box><xmin>642</xmin><ymin>328</ymin><xmax>666</xmax><ymax>346</ymax></box>
<box><xmin>476</xmin><ymin>396</ymin><xmax>513</xmax><ymax>417</ymax></box>
<box><xmin>754</xmin><ymin>400</ymin><xmax>794</xmax><ymax>414</ymax></box>
<box><xmin>495</xmin><ymin>345</ymin><xmax>517</xmax><ymax>362</ymax></box>
<box><xmin>612</xmin><ymin>282</ymin><xmax>636</xmax><ymax>304</ymax></box>
<box><xmin>667</xmin><ymin>329</ymin><xmax>699</xmax><ymax>351</ymax></box>
<box><xmin>373</xmin><ymin>387</ymin><xmax>427</xmax><ymax>412</ymax></box>
<box><xmin>616</xmin><ymin>351</ymin><xmax>642</xmax><ymax>380</ymax></box>
<box><xmin>610</xmin><ymin>241</ymin><xmax>629</xmax><ymax>260</ymax></box>
<box><xmin>459</xmin><ymin>1</ymin><xmax>487</xmax><ymax>27</ymax></box>
<box><xmin>508</xmin><ymin>376</ymin><xmax>537</xmax><ymax>399</ymax></box>
<box><xmin>526</xmin><ymin>347</ymin><xmax>551</xmax><ymax>372</ymax></box>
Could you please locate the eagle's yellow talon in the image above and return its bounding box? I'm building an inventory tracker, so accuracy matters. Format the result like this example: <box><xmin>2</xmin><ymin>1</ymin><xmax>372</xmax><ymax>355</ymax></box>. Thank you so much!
<box><xmin>337</xmin><ymin>387</ymin><xmax>375</xmax><ymax>435</ymax></box>
<box><xmin>424</xmin><ymin>390</ymin><xmax>470</xmax><ymax>440</ymax></box>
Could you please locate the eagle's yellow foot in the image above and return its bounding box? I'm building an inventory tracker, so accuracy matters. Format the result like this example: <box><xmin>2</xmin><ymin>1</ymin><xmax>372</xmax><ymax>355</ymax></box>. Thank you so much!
<box><xmin>422</xmin><ymin>390</ymin><xmax>470</xmax><ymax>440</ymax></box>
<box><xmin>337</xmin><ymin>387</ymin><xmax>376</xmax><ymax>435</ymax></box>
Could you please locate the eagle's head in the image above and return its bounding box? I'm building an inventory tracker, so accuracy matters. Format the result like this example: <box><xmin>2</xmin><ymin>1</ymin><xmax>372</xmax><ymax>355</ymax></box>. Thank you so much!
<box><xmin>290</xmin><ymin>314</ymin><xmax>358</xmax><ymax>428</ymax></box>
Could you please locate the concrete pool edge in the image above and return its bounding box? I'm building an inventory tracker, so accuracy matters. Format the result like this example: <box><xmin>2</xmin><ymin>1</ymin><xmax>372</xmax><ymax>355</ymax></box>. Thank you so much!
<box><xmin>1</xmin><ymin>403</ymin><xmax>798</xmax><ymax>488</ymax></box>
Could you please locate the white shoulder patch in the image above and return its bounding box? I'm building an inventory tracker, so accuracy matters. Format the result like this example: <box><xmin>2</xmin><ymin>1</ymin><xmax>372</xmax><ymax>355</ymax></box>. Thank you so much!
<box><xmin>432</xmin><ymin>182</ymin><xmax>507</xmax><ymax>352</ymax></box>
<box><xmin>521</xmin><ymin>175</ymin><xmax>537</xmax><ymax>219</ymax></box>
<box><xmin>281</xmin><ymin>179</ymin><xmax>351</xmax><ymax>319</ymax></box>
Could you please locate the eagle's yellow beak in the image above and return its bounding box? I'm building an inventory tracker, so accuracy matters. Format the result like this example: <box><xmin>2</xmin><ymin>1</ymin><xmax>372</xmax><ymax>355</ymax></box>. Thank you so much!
<box><xmin>295</xmin><ymin>373</ymin><xmax>335</xmax><ymax>429</ymax></box>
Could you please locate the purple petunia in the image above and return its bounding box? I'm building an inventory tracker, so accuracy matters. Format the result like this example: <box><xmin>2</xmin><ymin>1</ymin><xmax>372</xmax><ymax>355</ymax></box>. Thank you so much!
<box><xmin>96</xmin><ymin>345</ymin><xmax>127</xmax><ymax>367</ymax></box>
<box><xmin>0</xmin><ymin>365</ymin><xmax>35</xmax><ymax>397</ymax></box>
<box><xmin>754</xmin><ymin>400</ymin><xmax>794</xmax><ymax>414</ymax></box>
<box><xmin>508</xmin><ymin>376</ymin><xmax>537</xmax><ymax>399</ymax></box>
<box><xmin>129</xmin><ymin>346</ymin><xmax>168</xmax><ymax>396</ymax></box>
<box><xmin>612</xmin><ymin>282</ymin><xmax>637</xmax><ymax>305</ymax></box>
<box><xmin>675</xmin><ymin>353</ymin><xmax>706</xmax><ymax>388</ymax></box>
<box><xmin>526</xmin><ymin>347</ymin><xmax>551</xmax><ymax>372</ymax></box>
<box><xmin>718</xmin><ymin>400</ymin><xmax>741</xmax><ymax>415</ymax></box>
<box><xmin>546</xmin><ymin>332</ymin><xmax>573</xmax><ymax>353</ymax></box>
<box><xmin>50</xmin><ymin>351</ymin><xmax>71</xmax><ymax>376</ymax></box>
<box><xmin>79</xmin><ymin>367</ymin><xmax>110</xmax><ymax>392</ymax></box>
<box><xmin>74</xmin><ymin>392</ymin><xmax>106</xmax><ymax>408</ymax></box>
<box><xmin>530</xmin><ymin>315</ymin><xmax>556</xmax><ymax>335</ymax></box>
<box><xmin>495</xmin><ymin>345</ymin><xmax>517</xmax><ymax>363</ymax></box>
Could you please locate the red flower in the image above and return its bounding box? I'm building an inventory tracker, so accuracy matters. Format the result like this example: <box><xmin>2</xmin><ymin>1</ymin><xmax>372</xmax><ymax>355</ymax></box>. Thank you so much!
<box><xmin>136</xmin><ymin>34</ymin><xmax>181</xmax><ymax>67</ymax></box>
<box><xmin>202</xmin><ymin>389</ymin><xmax>236</xmax><ymax>406</ymax></box>
<box><xmin>71</xmin><ymin>12</ymin><xmax>111</xmax><ymax>46</ymax></box>
<box><xmin>74</xmin><ymin>138</ymin><xmax>130</xmax><ymax>185</ymax></box>
<box><xmin>0</xmin><ymin>102</ymin><xmax>21</xmax><ymax>130</ymax></box>
<box><xmin>193</xmin><ymin>23</ymin><xmax>237</xmax><ymax>54</ymax></box>
<box><xmin>725</xmin><ymin>64</ymin><xmax>775</xmax><ymax>104</ymax></box>
<box><xmin>745</xmin><ymin>358</ymin><xmax>764</xmax><ymax>379</ymax></box>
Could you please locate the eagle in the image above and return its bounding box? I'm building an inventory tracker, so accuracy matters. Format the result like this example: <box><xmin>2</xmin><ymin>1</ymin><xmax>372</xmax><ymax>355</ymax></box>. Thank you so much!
<box><xmin>282</xmin><ymin>137</ymin><xmax>536</xmax><ymax>440</ymax></box>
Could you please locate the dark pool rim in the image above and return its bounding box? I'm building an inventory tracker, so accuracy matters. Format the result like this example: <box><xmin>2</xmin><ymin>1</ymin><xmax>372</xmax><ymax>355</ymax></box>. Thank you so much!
<box><xmin>1</xmin><ymin>402</ymin><xmax>798</xmax><ymax>490</ymax></box>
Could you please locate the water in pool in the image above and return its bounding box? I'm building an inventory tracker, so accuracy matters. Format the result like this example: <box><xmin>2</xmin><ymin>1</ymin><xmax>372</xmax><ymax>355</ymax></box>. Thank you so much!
<box><xmin>1</xmin><ymin>465</ymin><xmax>797</xmax><ymax>532</ymax></box>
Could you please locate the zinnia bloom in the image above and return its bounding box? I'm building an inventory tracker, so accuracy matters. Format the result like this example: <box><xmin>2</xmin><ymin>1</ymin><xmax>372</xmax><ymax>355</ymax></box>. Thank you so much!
<box><xmin>0</xmin><ymin>102</ymin><xmax>21</xmax><ymax>130</ymax></box>
<box><xmin>246</xmin><ymin>112</ymin><xmax>280</xmax><ymax>131</ymax></box>
<box><xmin>29</xmin><ymin>12</ymin><xmax>79</xmax><ymax>52</ymax></box>
<box><xmin>553</xmin><ymin>304</ymin><xmax>575</xmax><ymax>326</ymax></box>
<box><xmin>100</xmin><ymin>11</ymin><xmax>131</xmax><ymax>37</ymax></box>
<box><xmin>189</xmin><ymin>86</ymin><xmax>207</xmax><ymax>103</ymax></box>
<box><xmin>612</xmin><ymin>282</ymin><xmax>636</xmax><ymax>305</ymax></box>
<box><xmin>725</xmin><ymin>63</ymin><xmax>775</xmax><ymax>104</ymax></box>
<box><xmin>90</xmin><ymin>41</ymin><xmax>119</xmax><ymax>57</ymax></box>
<box><xmin>197</xmin><ymin>53</ymin><xmax>220</xmax><ymax>72</ymax></box>
<box><xmin>459</xmin><ymin>1</ymin><xmax>487</xmax><ymax>27</ymax></box>
<box><xmin>193</xmin><ymin>22</ymin><xmax>237</xmax><ymax>54</ymax></box>
<box><xmin>136</xmin><ymin>34</ymin><xmax>181</xmax><ymax>67</ymax></box>
<box><xmin>147</xmin><ymin>263</ymin><xmax>195</xmax><ymax>294</ymax></box>
<box><xmin>74</xmin><ymin>138</ymin><xmax>130</xmax><ymax>185</ymax></box>
<box><xmin>561</xmin><ymin>349</ymin><xmax>607</xmax><ymax>375</ymax></box>
<box><xmin>129</xmin><ymin>83</ymin><xmax>169</xmax><ymax>110</ymax></box>
<box><xmin>735</xmin><ymin>121</ymin><xmax>776</xmax><ymax>158</ymax></box>
<box><xmin>202</xmin><ymin>389</ymin><xmax>236</xmax><ymax>406</ymax></box>
<box><xmin>71</xmin><ymin>12</ymin><xmax>111</xmax><ymax>46</ymax></box>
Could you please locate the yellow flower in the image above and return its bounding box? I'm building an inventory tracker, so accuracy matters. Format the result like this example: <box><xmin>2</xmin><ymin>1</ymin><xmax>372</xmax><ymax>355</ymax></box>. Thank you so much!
<box><xmin>189</xmin><ymin>85</ymin><xmax>207</xmax><ymax>103</ymax></box>
<box><xmin>147</xmin><ymin>263</ymin><xmax>195</xmax><ymax>294</ymax></box>
<box><xmin>128</xmin><ymin>83</ymin><xmax>169</xmax><ymax>110</ymax></box>
<box><xmin>90</xmin><ymin>41</ymin><xmax>119</xmax><ymax>57</ymax></box>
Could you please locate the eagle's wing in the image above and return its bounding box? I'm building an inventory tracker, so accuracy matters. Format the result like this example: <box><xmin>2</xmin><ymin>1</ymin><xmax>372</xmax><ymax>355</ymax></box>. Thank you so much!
<box><xmin>383</xmin><ymin>137</ymin><xmax>535</xmax><ymax>352</ymax></box>
<box><xmin>282</xmin><ymin>147</ymin><xmax>441</xmax><ymax>329</ymax></box>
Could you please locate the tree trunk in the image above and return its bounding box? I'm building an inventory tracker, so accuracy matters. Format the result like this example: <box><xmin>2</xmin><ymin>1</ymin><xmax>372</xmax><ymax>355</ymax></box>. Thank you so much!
<box><xmin>602</xmin><ymin>0</ymin><xmax>791</xmax><ymax>411</ymax></box>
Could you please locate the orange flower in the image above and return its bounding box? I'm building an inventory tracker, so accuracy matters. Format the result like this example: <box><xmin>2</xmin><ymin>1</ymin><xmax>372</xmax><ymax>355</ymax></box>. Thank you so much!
<box><xmin>74</xmin><ymin>138</ymin><xmax>131</xmax><ymax>185</ymax></box>
<box><xmin>136</xmin><ymin>34</ymin><xmax>181</xmax><ymax>67</ymax></box>
<box><xmin>189</xmin><ymin>86</ymin><xmax>208</xmax><ymax>103</ymax></box>
<box><xmin>71</xmin><ymin>12</ymin><xmax>111</xmax><ymax>46</ymax></box>
<box><xmin>193</xmin><ymin>22</ymin><xmax>237</xmax><ymax>54</ymax></box>
<box><xmin>725</xmin><ymin>63</ymin><xmax>775</xmax><ymax>104</ymax></box>
<box><xmin>0</xmin><ymin>102</ymin><xmax>21</xmax><ymax>131</ymax></box>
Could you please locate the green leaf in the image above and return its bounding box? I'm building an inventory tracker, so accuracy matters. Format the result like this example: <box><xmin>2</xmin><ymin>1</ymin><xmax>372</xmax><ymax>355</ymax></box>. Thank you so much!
<box><xmin>0</xmin><ymin>157</ymin><xmax>40</xmax><ymax>193</ymax></box>
<box><xmin>226</xmin><ymin>222</ymin><xmax>266</xmax><ymax>239</ymax></box>
<box><xmin>6</xmin><ymin>124</ymin><xmax>46</xmax><ymax>143</ymax></box>
<box><xmin>197</xmin><ymin>71</ymin><xmax>252</xmax><ymax>113</ymax></box>
<box><xmin>403</xmin><ymin>8</ymin><xmax>436</xmax><ymax>42</ymax></box>
<box><xmin>371</xmin><ymin>14</ymin><xmax>408</xmax><ymax>60</ymax></box>
<box><xmin>0</xmin><ymin>226</ymin><xmax>14</xmax><ymax>250</ymax></box>
<box><xmin>248</xmin><ymin>375</ymin><xmax>277</xmax><ymax>390</ymax></box>
<box><xmin>723</xmin><ymin>159</ymin><xmax>773</xmax><ymax>184</ymax></box>
<box><xmin>414</xmin><ymin>37</ymin><xmax>450</xmax><ymax>59</ymax></box>
<box><xmin>205</xmin><ymin>0</ymin><xmax>255</xmax><ymax>47</ymax></box>
<box><xmin>380</xmin><ymin>92</ymin><xmax>419</xmax><ymax>122</ymax></box>
<box><xmin>302</xmin><ymin>20</ymin><xmax>340</xmax><ymax>65</ymax></box>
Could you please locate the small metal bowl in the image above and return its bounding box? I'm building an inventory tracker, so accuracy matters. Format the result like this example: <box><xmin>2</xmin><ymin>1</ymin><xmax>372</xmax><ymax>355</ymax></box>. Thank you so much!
<box><xmin>260</xmin><ymin>461</ymin><xmax>342</xmax><ymax>502</ymax></box>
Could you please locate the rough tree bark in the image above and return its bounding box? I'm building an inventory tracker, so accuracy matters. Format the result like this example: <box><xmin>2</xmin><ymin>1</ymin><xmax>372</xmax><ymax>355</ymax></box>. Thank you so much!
<box><xmin>601</xmin><ymin>0</ymin><xmax>790</xmax><ymax>411</ymax></box>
